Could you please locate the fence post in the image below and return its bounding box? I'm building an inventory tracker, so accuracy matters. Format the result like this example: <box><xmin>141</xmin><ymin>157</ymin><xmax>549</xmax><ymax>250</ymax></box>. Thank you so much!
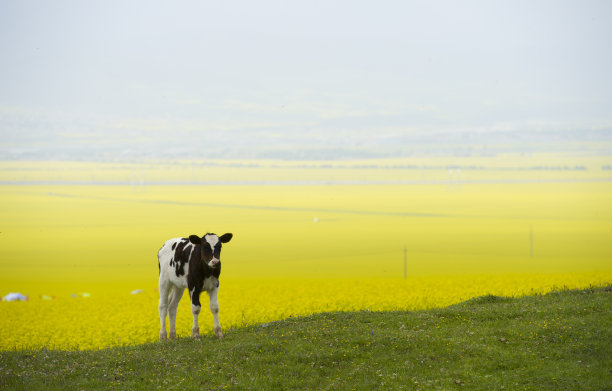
<box><xmin>403</xmin><ymin>246</ymin><xmax>407</xmax><ymax>279</ymax></box>
<box><xmin>529</xmin><ymin>224</ymin><xmax>534</xmax><ymax>257</ymax></box>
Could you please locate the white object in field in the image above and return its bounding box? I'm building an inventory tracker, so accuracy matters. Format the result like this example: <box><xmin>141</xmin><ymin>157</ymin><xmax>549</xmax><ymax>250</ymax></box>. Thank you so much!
<box><xmin>2</xmin><ymin>292</ymin><xmax>28</xmax><ymax>301</ymax></box>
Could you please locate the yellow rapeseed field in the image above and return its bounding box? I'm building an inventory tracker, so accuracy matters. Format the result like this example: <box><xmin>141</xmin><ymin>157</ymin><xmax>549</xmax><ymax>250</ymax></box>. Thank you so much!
<box><xmin>1</xmin><ymin>274</ymin><xmax>610</xmax><ymax>351</ymax></box>
<box><xmin>1</xmin><ymin>157</ymin><xmax>611</xmax><ymax>350</ymax></box>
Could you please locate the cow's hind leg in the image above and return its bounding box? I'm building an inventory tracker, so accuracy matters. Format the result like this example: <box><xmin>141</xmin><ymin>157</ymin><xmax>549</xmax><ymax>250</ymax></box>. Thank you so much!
<box><xmin>158</xmin><ymin>280</ymin><xmax>171</xmax><ymax>341</ymax></box>
<box><xmin>168</xmin><ymin>286</ymin><xmax>184</xmax><ymax>339</ymax></box>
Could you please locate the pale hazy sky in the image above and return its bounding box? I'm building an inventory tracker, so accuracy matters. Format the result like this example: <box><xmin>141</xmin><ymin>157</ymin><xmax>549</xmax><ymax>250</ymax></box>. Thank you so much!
<box><xmin>1</xmin><ymin>0</ymin><xmax>611</xmax><ymax>159</ymax></box>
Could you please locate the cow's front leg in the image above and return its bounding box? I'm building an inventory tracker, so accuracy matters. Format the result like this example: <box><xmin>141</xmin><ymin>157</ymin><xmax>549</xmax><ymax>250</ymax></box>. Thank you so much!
<box><xmin>191</xmin><ymin>304</ymin><xmax>201</xmax><ymax>339</ymax></box>
<box><xmin>190</xmin><ymin>286</ymin><xmax>201</xmax><ymax>340</ymax></box>
<box><xmin>208</xmin><ymin>287</ymin><xmax>223</xmax><ymax>338</ymax></box>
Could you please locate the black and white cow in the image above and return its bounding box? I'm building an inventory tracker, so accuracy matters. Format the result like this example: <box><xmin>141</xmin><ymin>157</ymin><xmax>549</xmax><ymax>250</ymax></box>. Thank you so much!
<box><xmin>158</xmin><ymin>233</ymin><xmax>233</xmax><ymax>340</ymax></box>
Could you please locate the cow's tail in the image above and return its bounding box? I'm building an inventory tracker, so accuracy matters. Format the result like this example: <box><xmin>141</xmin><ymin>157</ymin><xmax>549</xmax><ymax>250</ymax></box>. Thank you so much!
<box><xmin>157</xmin><ymin>243</ymin><xmax>165</xmax><ymax>276</ymax></box>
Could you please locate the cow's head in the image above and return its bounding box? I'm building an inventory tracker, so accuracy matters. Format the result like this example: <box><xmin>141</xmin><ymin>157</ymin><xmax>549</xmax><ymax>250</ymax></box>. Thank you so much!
<box><xmin>189</xmin><ymin>233</ymin><xmax>233</xmax><ymax>268</ymax></box>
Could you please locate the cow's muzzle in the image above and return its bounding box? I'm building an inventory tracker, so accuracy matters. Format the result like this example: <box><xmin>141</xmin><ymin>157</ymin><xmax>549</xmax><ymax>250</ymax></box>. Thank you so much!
<box><xmin>208</xmin><ymin>258</ymin><xmax>220</xmax><ymax>268</ymax></box>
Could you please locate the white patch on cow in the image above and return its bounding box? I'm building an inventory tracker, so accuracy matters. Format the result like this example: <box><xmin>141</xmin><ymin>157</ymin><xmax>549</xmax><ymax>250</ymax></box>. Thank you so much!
<box><xmin>205</xmin><ymin>234</ymin><xmax>219</xmax><ymax>249</ymax></box>
<box><xmin>205</xmin><ymin>234</ymin><xmax>220</xmax><ymax>267</ymax></box>
<box><xmin>202</xmin><ymin>276</ymin><xmax>218</xmax><ymax>292</ymax></box>
<box><xmin>158</xmin><ymin>238</ymin><xmax>189</xmax><ymax>289</ymax></box>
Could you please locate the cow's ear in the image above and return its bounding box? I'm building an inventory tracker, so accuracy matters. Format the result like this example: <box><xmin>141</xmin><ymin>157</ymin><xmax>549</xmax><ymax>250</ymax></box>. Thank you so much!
<box><xmin>219</xmin><ymin>233</ymin><xmax>233</xmax><ymax>243</ymax></box>
<box><xmin>189</xmin><ymin>235</ymin><xmax>201</xmax><ymax>245</ymax></box>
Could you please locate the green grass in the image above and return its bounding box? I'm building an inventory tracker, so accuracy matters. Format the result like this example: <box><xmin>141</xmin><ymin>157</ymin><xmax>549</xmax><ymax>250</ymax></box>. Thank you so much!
<box><xmin>1</xmin><ymin>286</ymin><xmax>611</xmax><ymax>390</ymax></box>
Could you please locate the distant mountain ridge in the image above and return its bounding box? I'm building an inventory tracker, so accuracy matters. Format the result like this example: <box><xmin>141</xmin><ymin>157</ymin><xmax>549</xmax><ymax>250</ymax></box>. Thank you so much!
<box><xmin>2</xmin><ymin>128</ymin><xmax>611</xmax><ymax>161</ymax></box>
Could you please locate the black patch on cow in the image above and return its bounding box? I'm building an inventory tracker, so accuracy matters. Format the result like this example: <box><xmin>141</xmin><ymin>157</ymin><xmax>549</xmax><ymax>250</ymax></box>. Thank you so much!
<box><xmin>172</xmin><ymin>240</ymin><xmax>192</xmax><ymax>278</ymax></box>
<box><xmin>171</xmin><ymin>242</ymin><xmax>177</xmax><ymax>250</ymax></box>
<box><xmin>190</xmin><ymin>285</ymin><xmax>202</xmax><ymax>307</ymax></box>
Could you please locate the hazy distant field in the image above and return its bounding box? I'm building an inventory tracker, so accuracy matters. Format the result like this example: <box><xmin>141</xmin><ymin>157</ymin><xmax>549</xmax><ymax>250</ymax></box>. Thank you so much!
<box><xmin>1</xmin><ymin>156</ymin><xmax>611</xmax><ymax>349</ymax></box>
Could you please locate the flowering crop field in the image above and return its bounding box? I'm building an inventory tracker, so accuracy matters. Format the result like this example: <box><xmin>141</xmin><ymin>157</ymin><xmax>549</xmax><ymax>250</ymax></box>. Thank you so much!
<box><xmin>1</xmin><ymin>157</ymin><xmax>611</xmax><ymax>351</ymax></box>
<box><xmin>1</xmin><ymin>274</ymin><xmax>611</xmax><ymax>351</ymax></box>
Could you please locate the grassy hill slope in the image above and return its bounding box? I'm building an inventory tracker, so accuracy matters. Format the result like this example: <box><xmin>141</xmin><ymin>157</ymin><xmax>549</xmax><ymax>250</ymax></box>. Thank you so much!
<box><xmin>1</xmin><ymin>286</ymin><xmax>610</xmax><ymax>390</ymax></box>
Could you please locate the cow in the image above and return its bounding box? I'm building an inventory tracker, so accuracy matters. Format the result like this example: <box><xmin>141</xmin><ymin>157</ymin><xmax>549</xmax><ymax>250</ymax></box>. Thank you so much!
<box><xmin>157</xmin><ymin>233</ymin><xmax>233</xmax><ymax>341</ymax></box>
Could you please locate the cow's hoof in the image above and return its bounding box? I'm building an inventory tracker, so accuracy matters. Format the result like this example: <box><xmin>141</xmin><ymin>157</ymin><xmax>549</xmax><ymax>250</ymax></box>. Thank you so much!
<box><xmin>160</xmin><ymin>333</ymin><xmax>167</xmax><ymax>342</ymax></box>
<box><xmin>192</xmin><ymin>327</ymin><xmax>200</xmax><ymax>340</ymax></box>
<box><xmin>215</xmin><ymin>326</ymin><xmax>224</xmax><ymax>339</ymax></box>
<box><xmin>169</xmin><ymin>331</ymin><xmax>176</xmax><ymax>340</ymax></box>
